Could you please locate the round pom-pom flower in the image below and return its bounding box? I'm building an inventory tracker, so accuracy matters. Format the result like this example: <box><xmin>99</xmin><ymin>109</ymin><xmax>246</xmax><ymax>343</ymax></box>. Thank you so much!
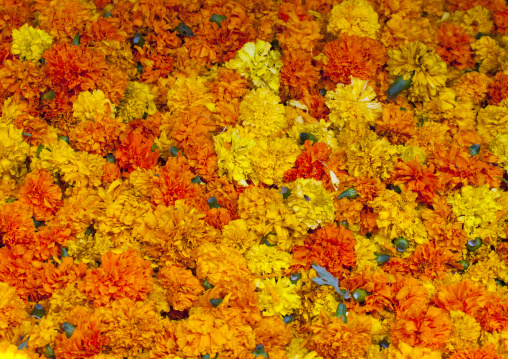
<box><xmin>327</xmin><ymin>0</ymin><xmax>380</xmax><ymax>39</ymax></box>
<box><xmin>11</xmin><ymin>24</ymin><xmax>53</xmax><ymax>61</ymax></box>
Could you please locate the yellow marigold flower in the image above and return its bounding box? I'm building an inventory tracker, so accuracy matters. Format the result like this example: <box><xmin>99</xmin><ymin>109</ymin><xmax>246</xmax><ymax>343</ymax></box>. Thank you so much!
<box><xmin>27</xmin><ymin>313</ymin><xmax>60</xmax><ymax>350</ymax></box>
<box><xmin>249</xmin><ymin>136</ymin><xmax>301</xmax><ymax>186</ymax></box>
<box><xmin>286</xmin><ymin>178</ymin><xmax>335</xmax><ymax>231</ymax></box>
<box><xmin>0</xmin><ymin>342</ymin><xmax>30</xmax><ymax>359</ymax></box>
<box><xmin>116</xmin><ymin>81</ymin><xmax>157</xmax><ymax>122</ymax></box>
<box><xmin>310</xmin><ymin>292</ymin><xmax>339</xmax><ymax>318</ymax></box>
<box><xmin>385</xmin><ymin>341</ymin><xmax>441</xmax><ymax>359</ymax></box>
<box><xmin>354</xmin><ymin>234</ymin><xmax>378</xmax><ymax>271</ymax></box>
<box><xmin>386</xmin><ymin>41</ymin><xmax>447</xmax><ymax>102</ymax></box>
<box><xmin>218</xmin><ymin>219</ymin><xmax>258</xmax><ymax>253</ymax></box>
<box><xmin>399</xmin><ymin>145</ymin><xmax>427</xmax><ymax>164</ymax></box>
<box><xmin>286</xmin><ymin>338</ymin><xmax>323</xmax><ymax>359</ymax></box>
<box><xmin>483</xmin><ymin>330</ymin><xmax>508</xmax><ymax>357</ymax></box>
<box><xmin>73</xmin><ymin>90</ymin><xmax>116</xmax><ymax>122</ymax></box>
<box><xmin>245</xmin><ymin>244</ymin><xmax>292</xmax><ymax>275</ymax></box>
<box><xmin>346</xmin><ymin>136</ymin><xmax>399</xmax><ymax>180</ymax></box>
<box><xmin>451</xmin><ymin>6</ymin><xmax>493</xmax><ymax>37</ymax></box>
<box><xmin>96</xmin><ymin>298</ymin><xmax>163</xmax><ymax>358</ymax></box>
<box><xmin>447</xmin><ymin>185</ymin><xmax>502</xmax><ymax>238</ymax></box>
<box><xmin>67</xmin><ymin>232</ymin><xmax>113</xmax><ymax>267</ymax></box>
<box><xmin>166</xmin><ymin>76</ymin><xmax>214</xmax><ymax>115</ymax></box>
<box><xmin>225</xmin><ymin>40</ymin><xmax>282</xmax><ymax>92</ymax></box>
<box><xmin>477</xmin><ymin>99</ymin><xmax>508</xmax><ymax>142</ymax></box>
<box><xmin>59</xmin><ymin>150</ymin><xmax>105</xmax><ymax>192</ymax></box>
<box><xmin>472</xmin><ymin>36</ymin><xmax>501</xmax><ymax>74</ymax></box>
<box><xmin>257</xmin><ymin>277</ymin><xmax>301</xmax><ymax>316</ymax></box>
<box><xmin>463</xmin><ymin>252</ymin><xmax>508</xmax><ymax>292</ymax></box>
<box><xmin>327</xmin><ymin>0</ymin><xmax>380</xmax><ymax>39</ymax></box>
<box><xmin>213</xmin><ymin>126</ymin><xmax>256</xmax><ymax>186</ymax></box>
<box><xmin>0</xmin><ymin>282</ymin><xmax>27</xmax><ymax>341</ymax></box>
<box><xmin>11</xmin><ymin>24</ymin><xmax>53</xmax><ymax>61</ymax></box>
<box><xmin>490</xmin><ymin>134</ymin><xmax>508</xmax><ymax>172</ymax></box>
<box><xmin>0</xmin><ymin>123</ymin><xmax>29</xmax><ymax>180</ymax></box>
<box><xmin>239</xmin><ymin>88</ymin><xmax>287</xmax><ymax>138</ymax></box>
<box><xmin>29</xmin><ymin>139</ymin><xmax>75</xmax><ymax>176</ymax></box>
<box><xmin>48</xmin><ymin>282</ymin><xmax>89</xmax><ymax>320</ymax></box>
<box><xmin>325</xmin><ymin>76</ymin><xmax>382</xmax><ymax>130</ymax></box>
<box><xmin>444</xmin><ymin>310</ymin><xmax>481</xmax><ymax>353</ymax></box>
<box><xmin>287</xmin><ymin>119</ymin><xmax>338</xmax><ymax>148</ymax></box>
<box><xmin>1</xmin><ymin>97</ymin><xmax>25</xmax><ymax>125</ymax></box>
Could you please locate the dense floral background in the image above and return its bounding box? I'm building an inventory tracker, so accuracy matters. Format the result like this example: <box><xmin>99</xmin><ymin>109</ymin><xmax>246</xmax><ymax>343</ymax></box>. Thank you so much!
<box><xmin>3</xmin><ymin>0</ymin><xmax>508</xmax><ymax>358</ymax></box>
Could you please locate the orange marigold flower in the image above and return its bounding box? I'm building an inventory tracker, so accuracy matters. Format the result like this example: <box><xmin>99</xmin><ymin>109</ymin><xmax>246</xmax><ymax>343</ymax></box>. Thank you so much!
<box><xmin>0</xmin><ymin>281</ymin><xmax>27</xmax><ymax>340</ymax></box>
<box><xmin>494</xmin><ymin>9</ymin><xmax>508</xmax><ymax>33</ymax></box>
<box><xmin>54</xmin><ymin>306</ymin><xmax>107</xmax><ymax>359</ymax></box>
<box><xmin>13</xmin><ymin>114</ymin><xmax>51</xmax><ymax>146</ymax></box>
<box><xmin>276</xmin><ymin>13</ymin><xmax>322</xmax><ymax>52</ymax></box>
<box><xmin>449</xmin><ymin>343</ymin><xmax>504</xmax><ymax>359</ymax></box>
<box><xmin>39</xmin><ymin>0</ymin><xmax>95</xmax><ymax>41</ymax></box>
<box><xmin>101</xmin><ymin>161</ymin><xmax>121</xmax><ymax>185</ymax></box>
<box><xmin>254</xmin><ymin>316</ymin><xmax>293</xmax><ymax>352</ymax></box>
<box><xmin>210</xmin><ymin>68</ymin><xmax>251</xmax><ymax>102</ymax></box>
<box><xmin>0</xmin><ymin>247</ymin><xmax>37</xmax><ymax>301</ymax></box>
<box><xmin>299</xmin><ymin>89</ymin><xmax>330</xmax><ymax>119</ymax></box>
<box><xmin>32</xmin><ymin>226</ymin><xmax>71</xmax><ymax>261</ymax></box>
<box><xmin>434</xmin><ymin>280</ymin><xmax>490</xmax><ymax>319</ymax></box>
<box><xmin>454</xmin><ymin>71</ymin><xmax>492</xmax><ymax>105</ymax></box>
<box><xmin>19</xmin><ymin>168</ymin><xmax>63</xmax><ymax>221</ymax></box>
<box><xmin>292</xmin><ymin>223</ymin><xmax>356</xmax><ymax>279</ymax></box>
<box><xmin>390</xmin><ymin>159</ymin><xmax>440</xmax><ymax>204</ymax></box>
<box><xmin>278</xmin><ymin>3</ymin><xmax>314</xmax><ymax>22</ymax></box>
<box><xmin>375</xmin><ymin>104</ymin><xmax>416</xmax><ymax>145</ymax></box>
<box><xmin>307</xmin><ymin>311</ymin><xmax>372</xmax><ymax>359</ymax></box>
<box><xmin>392</xmin><ymin>275</ymin><xmax>430</xmax><ymax>315</ymax></box>
<box><xmin>34</xmin><ymin>256</ymin><xmax>87</xmax><ymax>300</ymax></box>
<box><xmin>205</xmin><ymin>207</ymin><xmax>231</xmax><ymax>230</ymax></box>
<box><xmin>436</xmin><ymin>23</ymin><xmax>475</xmax><ymax>70</ymax></box>
<box><xmin>323</xmin><ymin>33</ymin><xmax>387</xmax><ymax>86</ymax></box>
<box><xmin>487</xmin><ymin>71</ymin><xmax>508</xmax><ymax>105</ymax></box>
<box><xmin>408</xmin><ymin>243</ymin><xmax>459</xmax><ymax>280</ymax></box>
<box><xmin>80</xmin><ymin>249</ymin><xmax>153</xmax><ymax>306</ymax></box>
<box><xmin>158</xmin><ymin>265</ymin><xmax>204</xmax><ymax>311</ymax></box>
<box><xmin>115</xmin><ymin>129</ymin><xmax>160</xmax><ymax>173</ymax></box>
<box><xmin>69</xmin><ymin>114</ymin><xmax>125</xmax><ymax>156</ymax></box>
<box><xmin>390</xmin><ymin>306</ymin><xmax>452</xmax><ymax>350</ymax></box>
<box><xmin>280</xmin><ymin>50</ymin><xmax>320</xmax><ymax>98</ymax></box>
<box><xmin>0</xmin><ymin>58</ymin><xmax>48</xmax><ymax>103</ymax></box>
<box><xmin>0</xmin><ymin>201</ymin><xmax>34</xmax><ymax>249</ymax></box>
<box><xmin>44</xmin><ymin>43</ymin><xmax>108</xmax><ymax>94</ymax></box>
<box><xmin>477</xmin><ymin>295</ymin><xmax>508</xmax><ymax>332</ymax></box>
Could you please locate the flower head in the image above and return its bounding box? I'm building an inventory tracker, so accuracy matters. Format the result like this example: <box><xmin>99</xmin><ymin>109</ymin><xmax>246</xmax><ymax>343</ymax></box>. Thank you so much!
<box><xmin>11</xmin><ymin>24</ymin><xmax>53</xmax><ymax>61</ymax></box>
<box><xmin>158</xmin><ymin>265</ymin><xmax>203</xmax><ymax>311</ymax></box>
<box><xmin>19</xmin><ymin>168</ymin><xmax>62</xmax><ymax>221</ymax></box>
<box><xmin>385</xmin><ymin>342</ymin><xmax>442</xmax><ymax>359</ymax></box>
<box><xmin>327</xmin><ymin>0</ymin><xmax>380</xmax><ymax>39</ymax></box>
<box><xmin>72</xmin><ymin>90</ymin><xmax>116</xmax><ymax>122</ymax></box>
<box><xmin>257</xmin><ymin>277</ymin><xmax>301</xmax><ymax>316</ymax></box>
<box><xmin>116</xmin><ymin>81</ymin><xmax>157</xmax><ymax>122</ymax></box>
<box><xmin>0</xmin><ymin>123</ymin><xmax>29</xmax><ymax>179</ymax></box>
<box><xmin>245</xmin><ymin>244</ymin><xmax>292</xmax><ymax>276</ymax></box>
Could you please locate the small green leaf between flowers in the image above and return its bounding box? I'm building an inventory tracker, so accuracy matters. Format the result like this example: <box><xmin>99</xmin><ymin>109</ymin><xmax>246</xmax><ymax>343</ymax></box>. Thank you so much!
<box><xmin>62</xmin><ymin>322</ymin><xmax>76</xmax><ymax>339</ymax></box>
<box><xmin>299</xmin><ymin>132</ymin><xmax>318</xmax><ymax>145</ymax></box>
<box><xmin>334</xmin><ymin>303</ymin><xmax>347</xmax><ymax>324</ymax></box>
<box><xmin>131</xmin><ymin>32</ymin><xmax>145</xmax><ymax>47</ymax></box>
<box><xmin>22</xmin><ymin>132</ymin><xmax>32</xmax><ymax>137</ymax></box>
<box><xmin>31</xmin><ymin>304</ymin><xmax>46</xmax><ymax>319</ymax></box>
<box><xmin>191</xmin><ymin>175</ymin><xmax>202</xmax><ymax>184</ymax></box>
<box><xmin>203</xmin><ymin>279</ymin><xmax>214</xmax><ymax>290</ymax></box>
<box><xmin>386</xmin><ymin>72</ymin><xmax>414</xmax><ymax>102</ymax></box>
<box><xmin>252</xmin><ymin>344</ymin><xmax>269</xmax><ymax>359</ymax></box>
<box><xmin>17</xmin><ymin>335</ymin><xmax>29</xmax><ymax>350</ymax></box>
<box><xmin>290</xmin><ymin>273</ymin><xmax>302</xmax><ymax>284</ymax></box>
<box><xmin>44</xmin><ymin>344</ymin><xmax>55</xmax><ymax>358</ymax></box>
<box><xmin>106</xmin><ymin>153</ymin><xmax>116</xmax><ymax>163</ymax></box>
<box><xmin>72</xmin><ymin>34</ymin><xmax>80</xmax><ymax>46</ymax></box>
<box><xmin>61</xmin><ymin>246</ymin><xmax>69</xmax><ymax>259</ymax></box>
<box><xmin>210</xmin><ymin>14</ymin><xmax>227</xmax><ymax>28</ymax></box>
<box><xmin>208</xmin><ymin>196</ymin><xmax>220</xmax><ymax>209</ymax></box>
<box><xmin>41</xmin><ymin>90</ymin><xmax>55</xmax><ymax>101</ymax></box>
<box><xmin>175</xmin><ymin>23</ymin><xmax>195</xmax><ymax>37</ymax></box>
<box><xmin>280</xmin><ymin>186</ymin><xmax>292</xmax><ymax>199</ymax></box>
<box><xmin>469</xmin><ymin>144</ymin><xmax>480</xmax><ymax>157</ymax></box>
<box><xmin>210</xmin><ymin>298</ymin><xmax>223</xmax><ymax>307</ymax></box>
<box><xmin>311</xmin><ymin>263</ymin><xmax>350</xmax><ymax>299</ymax></box>
<box><xmin>374</xmin><ymin>252</ymin><xmax>391</xmax><ymax>265</ymax></box>
<box><xmin>59</xmin><ymin>136</ymin><xmax>69</xmax><ymax>144</ymax></box>
<box><xmin>337</xmin><ymin>187</ymin><xmax>358</xmax><ymax>200</ymax></box>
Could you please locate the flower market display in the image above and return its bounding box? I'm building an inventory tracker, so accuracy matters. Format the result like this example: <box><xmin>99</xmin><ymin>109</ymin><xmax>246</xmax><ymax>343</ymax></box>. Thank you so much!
<box><xmin>6</xmin><ymin>0</ymin><xmax>508</xmax><ymax>358</ymax></box>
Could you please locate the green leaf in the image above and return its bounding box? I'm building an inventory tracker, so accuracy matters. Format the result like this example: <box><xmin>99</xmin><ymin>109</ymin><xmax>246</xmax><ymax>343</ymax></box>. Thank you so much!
<box><xmin>191</xmin><ymin>175</ymin><xmax>202</xmax><ymax>184</ymax></box>
<box><xmin>170</xmin><ymin>146</ymin><xmax>185</xmax><ymax>158</ymax></box>
<box><xmin>456</xmin><ymin>260</ymin><xmax>469</xmax><ymax>271</ymax></box>
<box><xmin>72</xmin><ymin>34</ymin><xmax>80</xmax><ymax>46</ymax></box>
<box><xmin>374</xmin><ymin>252</ymin><xmax>391</xmax><ymax>265</ymax></box>
<box><xmin>337</xmin><ymin>187</ymin><xmax>358</xmax><ymax>200</ymax></box>
<box><xmin>175</xmin><ymin>23</ymin><xmax>195</xmax><ymax>37</ymax></box>
<box><xmin>203</xmin><ymin>279</ymin><xmax>214</xmax><ymax>290</ymax></box>
<box><xmin>333</xmin><ymin>303</ymin><xmax>347</xmax><ymax>324</ymax></box>
<box><xmin>136</xmin><ymin>64</ymin><xmax>144</xmax><ymax>73</ymax></box>
<box><xmin>386</xmin><ymin>72</ymin><xmax>414</xmax><ymax>102</ymax></box>
<box><xmin>17</xmin><ymin>335</ymin><xmax>29</xmax><ymax>350</ymax></box>
<box><xmin>6</xmin><ymin>198</ymin><xmax>16</xmax><ymax>203</ymax></box>
<box><xmin>290</xmin><ymin>273</ymin><xmax>302</xmax><ymax>284</ymax></box>
<box><xmin>32</xmin><ymin>218</ymin><xmax>44</xmax><ymax>228</ymax></box>
<box><xmin>41</xmin><ymin>90</ymin><xmax>55</xmax><ymax>101</ymax></box>
<box><xmin>393</xmin><ymin>237</ymin><xmax>409</xmax><ymax>253</ymax></box>
<box><xmin>379</xmin><ymin>339</ymin><xmax>390</xmax><ymax>350</ymax></box>
<box><xmin>151</xmin><ymin>143</ymin><xmax>158</xmax><ymax>152</ymax></box>
<box><xmin>252</xmin><ymin>344</ymin><xmax>269</xmax><ymax>359</ymax></box>
<box><xmin>338</xmin><ymin>221</ymin><xmax>349</xmax><ymax>229</ymax></box>
<box><xmin>103</xmin><ymin>12</ymin><xmax>112</xmax><ymax>18</ymax></box>
<box><xmin>311</xmin><ymin>263</ymin><xmax>350</xmax><ymax>299</ymax></box>
<box><xmin>263</xmin><ymin>233</ymin><xmax>276</xmax><ymax>246</ymax></box>
<box><xmin>209</xmin><ymin>298</ymin><xmax>223</xmax><ymax>307</ymax></box>
<box><xmin>283</xmin><ymin>314</ymin><xmax>293</xmax><ymax>324</ymax></box>
<box><xmin>131</xmin><ymin>32</ymin><xmax>145</xmax><ymax>47</ymax></box>
<box><xmin>208</xmin><ymin>196</ymin><xmax>220</xmax><ymax>209</ymax></box>
<box><xmin>210</xmin><ymin>14</ymin><xmax>227</xmax><ymax>28</ymax></box>
<box><xmin>62</xmin><ymin>322</ymin><xmax>76</xmax><ymax>339</ymax></box>
<box><xmin>299</xmin><ymin>132</ymin><xmax>318</xmax><ymax>145</ymax></box>
<box><xmin>61</xmin><ymin>246</ymin><xmax>69</xmax><ymax>259</ymax></box>
<box><xmin>59</xmin><ymin>136</ymin><xmax>69</xmax><ymax>144</ymax></box>
<box><xmin>466</xmin><ymin>237</ymin><xmax>482</xmax><ymax>252</ymax></box>
<box><xmin>31</xmin><ymin>304</ymin><xmax>46</xmax><ymax>319</ymax></box>
<box><xmin>106</xmin><ymin>153</ymin><xmax>116</xmax><ymax>163</ymax></box>
<box><xmin>37</xmin><ymin>145</ymin><xmax>51</xmax><ymax>158</ymax></box>
<box><xmin>22</xmin><ymin>132</ymin><xmax>32</xmax><ymax>137</ymax></box>
<box><xmin>44</xmin><ymin>345</ymin><xmax>55</xmax><ymax>358</ymax></box>
<box><xmin>280</xmin><ymin>186</ymin><xmax>292</xmax><ymax>199</ymax></box>
<box><xmin>469</xmin><ymin>144</ymin><xmax>480</xmax><ymax>157</ymax></box>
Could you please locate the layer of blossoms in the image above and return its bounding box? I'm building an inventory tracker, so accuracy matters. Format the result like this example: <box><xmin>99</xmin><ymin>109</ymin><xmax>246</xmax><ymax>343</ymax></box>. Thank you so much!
<box><xmin>5</xmin><ymin>0</ymin><xmax>508</xmax><ymax>358</ymax></box>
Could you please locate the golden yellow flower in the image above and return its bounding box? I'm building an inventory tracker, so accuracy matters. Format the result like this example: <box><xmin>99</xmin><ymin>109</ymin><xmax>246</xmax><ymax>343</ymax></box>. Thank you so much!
<box><xmin>166</xmin><ymin>76</ymin><xmax>214</xmax><ymax>115</ymax></box>
<box><xmin>310</xmin><ymin>292</ymin><xmax>340</xmax><ymax>318</ymax></box>
<box><xmin>490</xmin><ymin>134</ymin><xmax>508</xmax><ymax>172</ymax></box>
<box><xmin>116</xmin><ymin>81</ymin><xmax>157</xmax><ymax>122</ymax></box>
<box><xmin>249</xmin><ymin>136</ymin><xmax>301</xmax><ymax>186</ymax></box>
<box><xmin>386</xmin><ymin>41</ymin><xmax>447</xmax><ymax>102</ymax></box>
<box><xmin>0</xmin><ymin>342</ymin><xmax>30</xmax><ymax>359</ymax></box>
<box><xmin>385</xmin><ymin>341</ymin><xmax>442</xmax><ymax>359</ymax></box>
<box><xmin>239</xmin><ymin>88</ymin><xmax>287</xmax><ymax>138</ymax></box>
<box><xmin>245</xmin><ymin>244</ymin><xmax>292</xmax><ymax>276</ymax></box>
<box><xmin>287</xmin><ymin>119</ymin><xmax>338</xmax><ymax>148</ymax></box>
<box><xmin>477</xmin><ymin>99</ymin><xmax>508</xmax><ymax>142</ymax></box>
<box><xmin>0</xmin><ymin>123</ymin><xmax>29</xmax><ymax>180</ymax></box>
<box><xmin>451</xmin><ymin>6</ymin><xmax>493</xmax><ymax>37</ymax></box>
<box><xmin>67</xmin><ymin>232</ymin><xmax>113</xmax><ymax>267</ymax></box>
<box><xmin>59</xmin><ymin>150</ymin><xmax>105</xmax><ymax>192</ymax></box>
<box><xmin>399</xmin><ymin>145</ymin><xmax>428</xmax><ymax>164</ymax></box>
<box><xmin>218</xmin><ymin>219</ymin><xmax>258</xmax><ymax>254</ymax></box>
<box><xmin>225</xmin><ymin>40</ymin><xmax>283</xmax><ymax>91</ymax></box>
<box><xmin>72</xmin><ymin>90</ymin><xmax>116</xmax><ymax>122</ymax></box>
<box><xmin>257</xmin><ymin>277</ymin><xmax>302</xmax><ymax>316</ymax></box>
<box><xmin>327</xmin><ymin>0</ymin><xmax>380</xmax><ymax>39</ymax></box>
<box><xmin>471</xmin><ymin>36</ymin><xmax>501</xmax><ymax>74</ymax></box>
<box><xmin>27</xmin><ymin>314</ymin><xmax>60</xmax><ymax>350</ymax></box>
<box><xmin>0</xmin><ymin>282</ymin><xmax>27</xmax><ymax>341</ymax></box>
<box><xmin>11</xmin><ymin>24</ymin><xmax>53</xmax><ymax>61</ymax></box>
<box><xmin>445</xmin><ymin>310</ymin><xmax>481</xmax><ymax>353</ymax></box>
<box><xmin>286</xmin><ymin>338</ymin><xmax>323</xmax><ymax>359</ymax></box>
<box><xmin>353</xmin><ymin>234</ymin><xmax>378</xmax><ymax>271</ymax></box>
<box><xmin>463</xmin><ymin>252</ymin><xmax>508</xmax><ymax>292</ymax></box>
<box><xmin>325</xmin><ymin>76</ymin><xmax>382</xmax><ymax>130</ymax></box>
<box><xmin>286</xmin><ymin>178</ymin><xmax>336</xmax><ymax>231</ymax></box>
<box><xmin>1</xmin><ymin>97</ymin><xmax>25</xmax><ymax>125</ymax></box>
<box><xmin>483</xmin><ymin>330</ymin><xmax>508</xmax><ymax>357</ymax></box>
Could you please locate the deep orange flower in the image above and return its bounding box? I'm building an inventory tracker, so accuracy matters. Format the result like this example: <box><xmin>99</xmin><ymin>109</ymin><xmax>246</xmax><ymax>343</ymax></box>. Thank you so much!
<box><xmin>408</xmin><ymin>243</ymin><xmax>459</xmax><ymax>280</ymax></box>
<box><xmin>449</xmin><ymin>343</ymin><xmax>504</xmax><ymax>359</ymax></box>
<box><xmin>376</xmin><ymin>104</ymin><xmax>416</xmax><ymax>145</ymax></box>
<box><xmin>39</xmin><ymin>0</ymin><xmax>95</xmax><ymax>41</ymax></box>
<box><xmin>0</xmin><ymin>201</ymin><xmax>34</xmax><ymax>249</ymax></box>
<box><xmin>14</xmin><ymin>114</ymin><xmax>50</xmax><ymax>146</ymax></box>
<box><xmin>139</xmin><ymin>52</ymin><xmax>175</xmax><ymax>85</ymax></box>
<box><xmin>19</xmin><ymin>168</ymin><xmax>63</xmax><ymax>221</ymax></box>
<box><xmin>278</xmin><ymin>3</ymin><xmax>314</xmax><ymax>22</ymax></box>
<box><xmin>390</xmin><ymin>159</ymin><xmax>440</xmax><ymax>204</ymax></box>
<box><xmin>390</xmin><ymin>306</ymin><xmax>452</xmax><ymax>350</ymax></box>
<box><xmin>101</xmin><ymin>161</ymin><xmax>121</xmax><ymax>185</ymax></box>
<box><xmin>205</xmin><ymin>208</ymin><xmax>231</xmax><ymax>230</ymax></box>
<box><xmin>158</xmin><ymin>265</ymin><xmax>204</xmax><ymax>311</ymax></box>
<box><xmin>292</xmin><ymin>223</ymin><xmax>356</xmax><ymax>279</ymax></box>
<box><xmin>80</xmin><ymin>249</ymin><xmax>153</xmax><ymax>306</ymax></box>
<box><xmin>115</xmin><ymin>129</ymin><xmax>160</xmax><ymax>173</ymax></box>
<box><xmin>299</xmin><ymin>89</ymin><xmax>330</xmax><ymax>119</ymax></box>
<box><xmin>69</xmin><ymin>115</ymin><xmax>124</xmax><ymax>156</ymax></box>
<box><xmin>34</xmin><ymin>256</ymin><xmax>87</xmax><ymax>299</ymax></box>
<box><xmin>210</xmin><ymin>68</ymin><xmax>251</xmax><ymax>103</ymax></box>
<box><xmin>205</xmin><ymin>177</ymin><xmax>240</xmax><ymax>218</ymax></box>
<box><xmin>445</xmin><ymin>0</ymin><xmax>506</xmax><ymax>12</ymax></box>
<box><xmin>32</xmin><ymin>226</ymin><xmax>71</xmax><ymax>261</ymax></box>
<box><xmin>436</xmin><ymin>23</ymin><xmax>475</xmax><ymax>70</ymax></box>
<box><xmin>280</xmin><ymin>50</ymin><xmax>320</xmax><ymax>98</ymax></box>
<box><xmin>494</xmin><ymin>10</ymin><xmax>508</xmax><ymax>34</ymax></box>
<box><xmin>477</xmin><ymin>295</ymin><xmax>508</xmax><ymax>332</ymax></box>
<box><xmin>0</xmin><ymin>58</ymin><xmax>49</xmax><ymax>104</ymax></box>
<box><xmin>0</xmin><ymin>247</ymin><xmax>38</xmax><ymax>301</ymax></box>
<box><xmin>54</xmin><ymin>306</ymin><xmax>107</xmax><ymax>359</ymax></box>
<box><xmin>83</xmin><ymin>17</ymin><xmax>127</xmax><ymax>43</ymax></box>
<box><xmin>323</xmin><ymin>33</ymin><xmax>387</xmax><ymax>86</ymax></box>
<box><xmin>254</xmin><ymin>316</ymin><xmax>292</xmax><ymax>352</ymax></box>
<box><xmin>276</xmin><ymin>13</ymin><xmax>322</xmax><ymax>52</ymax></box>
<box><xmin>487</xmin><ymin>71</ymin><xmax>508</xmax><ymax>105</ymax></box>
<box><xmin>433</xmin><ymin>280</ymin><xmax>490</xmax><ymax>319</ymax></box>
<box><xmin>392</xmin><ymin>275</ymin><xmax>430</xmax><ymax>316</ymax></box>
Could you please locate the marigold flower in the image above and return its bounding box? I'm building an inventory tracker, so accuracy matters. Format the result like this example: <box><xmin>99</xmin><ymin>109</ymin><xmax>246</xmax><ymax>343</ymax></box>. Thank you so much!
<box><xmin>385</xmin><ymin>342</ymin><xmax>442</xmax><ymax>359</ymax></box>
<box><xmin>166</xmin><ymin>76</ymin><xmax>214</xmax><ymax>115</ymax></box>
<box><xmin>19</xmin><ymin>168</ymin><xmax>62</xmax><ymax>221</ymax></box>
<box><xmin>453</xmin><ymin>71</ymin><xmax>492</xmax><ymax>105</ymax></box>
<box><xmin>434</xmin><ymin>280</ymin><xmax>490</xmax><ymax>319</ymax></box>
<box><xmin>158</xmin><ymin>265</ymin><xmax>204</xmax><ymax>311</ymax></box>
<box><xmin>386</xmin><ymin>41</ymin><xmax>447</xmax><ymax>102</ymax></box>
<box><xmin>280</xmin><ymin>51</ymin><xmax>320</xmax><ymax>98</ymax></box>
<box><xmin>80</xmin><ymin>249</ymin><xmax>153</xmax><ymax>306</ymax></box>
<box><xmin>0</xmin><ymin>342</ymin><xmax>30</xmax><ymax>359</ymax></box>
<box><xmin>449</xmin><ymin>343</ymin><xmax>504</xmax><ymax>359</ymax></box>
<box><xmin>324</xmin><ymin>33</ymin><xmax>387</xmax><ymax>86</ymax></box>
<box><xmin>11</xmin><ymin>24</ymin><xmax>53</xmax><ymax>61</ymax></box>
<box><xmin>218</xmin><ymin>219</ymin><xmax>258</xmax><ymax>253</ymax></box>
<box><xmin>390</xmin><ymin>159</ymin><xmax>440</xmax><ymax>204</ymax></box>
<box><xmin>376</xmin><ymin>104</ymin><xmax>416</xmax><ymax>145</ymax></box>
<box><xmin>408</xmin><ymin>243</ymin><xmax>459</xmax><ymax>280</ymax></box>
<box><xmin>0</xmin><ymin>123</ymin><xmax>29</xmax><ymax>179</ymax></box>
<box><xmin>257</xmin><ymin>277</ymin><xmax>301</xmax><ymax>317</ymax></box>
<box><xmin>380</xmin><ymin>15</ymin><xmax>438</xmax><ymax>50</ymax></box>
<box><xmin>471</xmin><ymin>36</ymin><xmax>501</xmax><ymax>74</ymax></box>
<box><xmin>225</xmin><ymin>40</ymin><xmax>283</xmax><ymax>92</ymax></box>
<box><xmin>116</xmin><ymin>81</ymin><xmax>157</xmax><ymax>122</ymax></box>
<box><xmin>245</xmin><ymin>244</ymin><xmax>292</xmax><ymax>276</ymax></box>
<box><xmin>445</xmin><ymin>310</ymin><xmax>481</xmax><ymax>353</ymax></box>
<box><xmin>39</xmin><ymin>0</ymin><xmax>96</xmax><ymax>41</ymax></box>
<box><xmin>451</xmin><ymin>6</ymin><xmax>494</xmax><ymax>36</ymax></box>
<box><xmin>210</xmin><ymin>67</ymin><xmax>251</xmax><ymax>102</ymax></box>
<box><xmin>436</xmin><ymin>23</ymin><xmax>475</xmax><ymax>70</ymax></box>
<box><xmin>327</xmin><ymin>0</ymin><xmax>380</xmax><ymax>39</ymax></box>
<box><xmin>72</xmin><ymin>90</ymin><xmax>116</xmax><ymax>122</ymax></box>
<box><xmin>487</xmin><ymin>71</ymin><xmax>508</xmax><ymax>105</ymax></box>
<box><xmin>254</xmin><ymin>315</ymin><xmax>293</xmax><ymax>353</ymax></box>
<box><xmin>114</xmin><ymin>129</ymin><xmax>159</xmax><ymax>173</ymax></box>
<box><xmin>276</xmin><ymin>14</ymin><xmax>322</xmax><ymax>52</ymax></box>
<box><xmin>0</xmin><ymin>282</ymin><xmax>27</xmax><ymax>341</ymax></box>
